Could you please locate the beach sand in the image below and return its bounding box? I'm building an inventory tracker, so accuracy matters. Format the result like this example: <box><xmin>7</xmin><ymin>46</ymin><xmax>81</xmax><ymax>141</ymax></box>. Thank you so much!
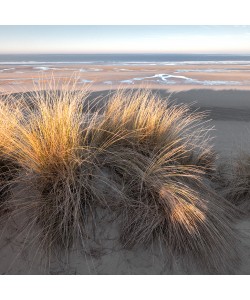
<box><xmin>1</xmin><ymin>63</ymin><xmax>250</xmax><ymax>93</ymax></box>
<box><xmin>1</xmin><ymin>87</ymin><xmax>250</xmax><ymax>274</ymax></box>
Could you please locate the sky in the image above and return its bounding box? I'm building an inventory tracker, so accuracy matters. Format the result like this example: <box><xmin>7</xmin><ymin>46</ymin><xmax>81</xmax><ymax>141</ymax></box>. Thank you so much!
<box><xmin>0</xmin><ymin>25</ymin><xmax>250</xmax><ymax>54</ymax></box>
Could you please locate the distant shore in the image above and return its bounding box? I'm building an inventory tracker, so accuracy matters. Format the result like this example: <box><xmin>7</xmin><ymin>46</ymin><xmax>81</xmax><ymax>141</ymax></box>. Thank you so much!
<box><xmin>1</xmin><ymin>62</ymin><xmax>250</xmax><ymax>93</ymax></box>
<box><xmin>1</xmin><ymin>60</ymin><xmax>250</xmax><ymax>160</ymax></box>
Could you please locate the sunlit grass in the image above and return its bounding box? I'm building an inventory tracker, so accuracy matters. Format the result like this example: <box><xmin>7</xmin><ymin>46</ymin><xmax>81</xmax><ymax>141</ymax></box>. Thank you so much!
<box><xmin>0</xmin><ymin>83</ymin><xmax>241</xmax><ymax>273</ymax></box>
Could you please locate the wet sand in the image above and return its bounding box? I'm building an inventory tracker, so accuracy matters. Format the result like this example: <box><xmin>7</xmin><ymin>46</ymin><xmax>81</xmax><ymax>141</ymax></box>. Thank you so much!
<box><xmin>1</xmin><ymin>63</ymin><xmax>250</xmax><ymax>93</ymax></box>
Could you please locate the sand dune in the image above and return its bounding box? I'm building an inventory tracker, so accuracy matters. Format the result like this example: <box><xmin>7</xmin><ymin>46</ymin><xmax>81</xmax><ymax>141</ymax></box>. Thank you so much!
<box><xmin>0</xmin><ymin>88</ymin><xmax>250</xmax><ymax>274</ymax></box>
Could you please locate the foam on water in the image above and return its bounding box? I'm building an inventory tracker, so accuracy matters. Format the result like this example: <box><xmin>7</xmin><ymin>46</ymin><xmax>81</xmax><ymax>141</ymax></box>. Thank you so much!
<box><xmin>0</xmin><ymin>68</ymin><xmax>15</xmax><ymax>72</ymax></box>
<box><xmin>163</xmin><ymin>61</ymin><xmax>250</xmax><ymax>66</ymax></box>
<box><xmin>120</xmin><ymin>80</ymin><xmax>135</xmax><ymax>84</ymax></box>
<box><xmin>89</xmin><ymin>68</ymin><xmax>103</xmax><ymax>72</ymax></box>
<box><xmin>33</xmin><ymin>66</ymin><xmax>63</xmax><ymax>71</ymax></box>
<box><xmin>33</xmin><ymin>67</ymin><xmax>51</xmax><ymax>71</ymax></box>
<box><xmin>1</xmin><ymin>53</ymin><xmax>250</xmax><ymax>67</ymax></box>
<box><xmin>175</xmin><ymin>69</ymin><xmax>232</xmax><ymax>73</ymax></box>
<box><xmin>119</xmin><ymin>68</ymin><xmax>133</xmax><ymax>71</ymax></box>
<box><xmin>119</xmin><ymin>73</ymin><xmax>243</xmax><ymax>86</ymax></box>
<box><xmin>80</xmin><ymin>79</ymin><xmax>93</xmax><ymax>83</ymax></box>
<box><xmin>202</xmin><ymin>80</ymin><xmax>242</xmax><ymax>86</ymax></box>
<box><xmin>133</xmin><ymin>74</ymin><xmax>192</xmax><ymax>81</ymax></box>
<box><xmin>0</xmin><ymin>61</ymin><xmax>100</xmax><ymax>65</ymax></box>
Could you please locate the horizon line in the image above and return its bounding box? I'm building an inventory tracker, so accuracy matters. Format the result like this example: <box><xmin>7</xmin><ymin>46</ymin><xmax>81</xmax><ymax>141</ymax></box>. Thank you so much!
<box><xmin>1</xmin><ymin>52</ymin><xmax>250</xmax><ymax>56</ymax></box>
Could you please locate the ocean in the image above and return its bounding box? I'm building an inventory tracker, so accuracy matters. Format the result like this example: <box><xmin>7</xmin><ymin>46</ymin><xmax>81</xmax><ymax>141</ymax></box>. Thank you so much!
<box><xmin>1</xmin><ymin>53</ymin><xmax>250</xmax><ymax>65</ymax></box>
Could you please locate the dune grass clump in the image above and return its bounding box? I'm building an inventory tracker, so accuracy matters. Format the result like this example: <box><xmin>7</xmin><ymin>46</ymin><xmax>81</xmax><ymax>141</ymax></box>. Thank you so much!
<box><xmin>0</xmin><ymin>158</ymin><xmax>17</xmax><ymax>213</ymax></box>
<box><xmin>223</xmin><ymin>153</ymin><xmax>250</xmax><ymax>214</ymax></box>
<box><xmin>0</xmin><ymin>86</ymin><xmax>241</xmax><ymax>273</ymax></box>
<box><xmin>96</xmin><ymin>90</ymin><xmax>240</xmax><ymax>273</ymax></box>
<box><xmin>0</xmin><ymin>88</ymin><xmax>95</xmax><ymax>252</ymax></box>
<box><xmin>0</xmin><ymin>97</ymin><xmax>21</xmax><ymax>214</ymax></box>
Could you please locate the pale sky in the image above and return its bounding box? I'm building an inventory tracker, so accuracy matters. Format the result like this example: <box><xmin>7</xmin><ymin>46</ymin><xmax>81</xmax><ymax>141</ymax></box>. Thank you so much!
<box><xmin>0</xmin><ymin>25</ymin><xmax>250</xmax><ymax>54</ymax></box>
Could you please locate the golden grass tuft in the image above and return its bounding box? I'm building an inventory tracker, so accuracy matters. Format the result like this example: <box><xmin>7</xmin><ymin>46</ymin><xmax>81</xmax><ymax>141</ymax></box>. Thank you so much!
<box><xmin>0</xmin><ymin>87</ymin><xmax>92</xmax><ymax>251</ymax></box>
<box><xmin>0</xmin><ymin>84</ymin><xmax>241</xmax><ymax>273</ymax></box>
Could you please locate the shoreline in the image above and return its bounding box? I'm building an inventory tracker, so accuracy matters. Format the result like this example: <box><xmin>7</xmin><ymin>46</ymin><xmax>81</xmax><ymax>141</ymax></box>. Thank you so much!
<box><xmin>1</xmin><ymin>62</ymin><xmax>250</xmax><ymax>93</ymax></box>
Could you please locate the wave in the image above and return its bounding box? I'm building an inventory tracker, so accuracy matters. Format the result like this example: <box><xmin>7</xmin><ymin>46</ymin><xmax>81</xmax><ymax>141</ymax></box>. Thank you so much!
<box><xmin>175</xmin><ymin>69</ymin><xmax>232</xmax><ymax>73</ymax></box>
<box><xmin>1</xmin><ymin>60</ymin><xmax>250</xmax><ymax>68</ymax></box>
<box><xmin>0</xmin><ymin>68</ymin><xmax>15</xmax><ymax>72</ymax></box>
<box><xmin>0</xmin><ymin>61</ymin><xmax>100</xmax><ymax>65</ymax></box>
<box><xmin>117</xmin><ymin>61</ymin><xmax>250</xmax><ymax>66</ymax></box>
<box><xmin>33</xmin><ymin>67</ymin><xmax>53</xmax><ymax>71</ymax></box>
<box><xmin>163</xmin><ymin>61</ymin><xmax>250</xmax><ymax>66</ymax></box>
<box><xmin>33</xmin><ymin>66</ymin><xmax>73</xmax><ymax>71</ymax></box>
